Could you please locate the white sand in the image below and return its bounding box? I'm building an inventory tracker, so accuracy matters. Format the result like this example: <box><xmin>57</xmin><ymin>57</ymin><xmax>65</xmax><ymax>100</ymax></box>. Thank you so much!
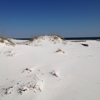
<box><xmin>0</xmin><ymin>36</ymin><xmax>100</xmax><ymax>100</ymax></box>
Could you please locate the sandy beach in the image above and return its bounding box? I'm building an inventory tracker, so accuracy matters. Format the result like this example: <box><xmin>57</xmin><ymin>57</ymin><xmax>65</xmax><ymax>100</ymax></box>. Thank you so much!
<box><xmin>0</xmin><ymin>35</ymin><xmax>100</xmax><ymax>100</ymax></box>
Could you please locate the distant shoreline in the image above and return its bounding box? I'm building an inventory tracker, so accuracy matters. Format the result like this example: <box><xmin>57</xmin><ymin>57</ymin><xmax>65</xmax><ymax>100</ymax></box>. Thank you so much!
<box><xmin>14</xmin><ymin>37</ymin><xmax>100</xmax><ymax>40</ymax></box>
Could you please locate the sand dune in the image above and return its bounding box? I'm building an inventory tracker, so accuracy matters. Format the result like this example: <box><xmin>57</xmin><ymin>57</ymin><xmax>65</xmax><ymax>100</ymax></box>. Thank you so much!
<box><xmin>0</xmin><ymin>36</ymin><xmax>100</xmax><ymax>100</ymax></box>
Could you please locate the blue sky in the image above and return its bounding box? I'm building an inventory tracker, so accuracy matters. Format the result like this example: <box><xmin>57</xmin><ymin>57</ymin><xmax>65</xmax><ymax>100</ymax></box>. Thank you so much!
<box><xmin>0</xmin><ymin>0</ymin><xmax>100</xmax><ymax>38</ymax></box>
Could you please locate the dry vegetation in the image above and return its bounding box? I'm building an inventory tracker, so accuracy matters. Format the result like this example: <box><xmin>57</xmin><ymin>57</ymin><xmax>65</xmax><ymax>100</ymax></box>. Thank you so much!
<box><xmin>50</xmin><ymin>70</ymin><xmax>58</xmax><ymax>77</ymax></box>
<box><xmin>29</xmin><ymin>36</ymin><xmax>41</xmax><ymax>41</ymax></box>
<box><xmin>0</xmin><ymin>36</ymin><xmax>15</xmax><ymax>46</ymax></box>
<box><xmin>49</xmin><ymin>34</ymin><xmax>65</xmax><ymax>41</ymax></box>
<box><xmin>0</xmin><ymin>36</ymin><xmax>5</xmax><ymax>43</ymax></box>
<box><xmin>1</xmin><ymin>82</ymin><xmax>41</xmax><ymax>96</ymax></box>
<box><xmin>22</xmin><ymin>68</ymin><xmax>32</xmax><ymax>73</ymax></box>
<box><xmin>55</xmin><ymin>48</ymin><xmax>65</xmax><ymax>53</ymax></box>
<box><xmin>29</xmin><ymin>34</ymin><xmax>65</xmax><ymax>42</ymax></box>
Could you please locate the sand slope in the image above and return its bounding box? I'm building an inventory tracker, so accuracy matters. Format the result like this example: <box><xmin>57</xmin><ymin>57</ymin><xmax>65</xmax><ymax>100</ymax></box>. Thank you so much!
<box><xmin>0</xmin><ymin>37</ymin><xmax>100</xmax><ymax>100</ymax></box>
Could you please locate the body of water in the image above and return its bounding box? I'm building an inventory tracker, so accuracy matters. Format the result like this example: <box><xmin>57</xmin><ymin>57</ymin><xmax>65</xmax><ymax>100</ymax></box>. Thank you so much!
<box><xmin>14</xmin><ymin>37</ymin><xmax>100</xmax><ymax>40</ymax></box>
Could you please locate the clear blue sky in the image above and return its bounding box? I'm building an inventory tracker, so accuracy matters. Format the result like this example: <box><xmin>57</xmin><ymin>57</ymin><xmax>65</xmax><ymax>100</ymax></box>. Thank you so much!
<box><xmin>0</xmin><ymin>0</ymin><xmax>100</xmax><ymax>38</ymax></box>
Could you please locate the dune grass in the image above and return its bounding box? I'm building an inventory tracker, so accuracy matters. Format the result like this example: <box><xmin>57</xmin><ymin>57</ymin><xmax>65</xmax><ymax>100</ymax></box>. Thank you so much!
<box><xmin>0</xmin><ymin>36</ymin><xmax>15</xmax><ymax>46</ymax></box>
<box><xmin>29</xmin><ymin>34</ymin><xmax>65</xmax><ymax>42</ymax></box>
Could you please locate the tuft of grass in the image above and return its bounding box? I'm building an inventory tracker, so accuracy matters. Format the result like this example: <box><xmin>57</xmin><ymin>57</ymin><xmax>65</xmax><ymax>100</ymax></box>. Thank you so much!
<box><xmin>56</xmin><ymin>48</ymin><xmax>62</xmax><ymax>52</ymax></box>
<box><xmin>29</xmin><ymin>36</ymin><xmax>41</xmax><ymax>41</ymax></box>
<box><xmin>0</xmin><ymin>36</ymin><xmax>5</xmax><ymax>43</ymax></box>
<box><xmin>50</xmin><ymin>70</ymin><xmax>58</xmax><ymax>77</ymax></box>
<box><xmin>18</xmin><ymin>87</ymin><xmax>27</xmax><ymax>95</ymax></box>
<box><xmin>29</xmin><ymin>34</ymin><xmax>65</xmax><ymax>42</ymax></box>
<box><xmin>7</xmin><ymin>38</ymin><xmax>15</xmax><ymax>46</ymax></box>
<box><xmin>49</xmin><ymin>34</ymin><xmax>65</xmax><ymax>40</ymax></box>
<box><xmin>55</xmin><ymin>48</ymin><xmax>65</xmax><ymax>53</ymax></box>
<box><xmin>0</xmin><ymin>36</ymin><xmax>15</xmax><ymax>46</ymax></box>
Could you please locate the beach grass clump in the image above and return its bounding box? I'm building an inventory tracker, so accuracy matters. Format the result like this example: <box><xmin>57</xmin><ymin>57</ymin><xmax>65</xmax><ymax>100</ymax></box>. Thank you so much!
<box><xmin>49</xmin><ymin>34</ymin><xmax>65</xmax><ymax>41</ymax></box>
<box><xmin>29</xmin><ymin>34</ymin><xmax>65</xmax><ymax>42</ymax></box>
<box><xmin>50</xmin><ymin>70</ymin><xmax>58</xmax><ymax>77</ymax></box>
<box><xmin>0</xmin><ymin>36</ymin><xmax>5</xmax><ymax>43</ymax></box>
<box><xmin>28</xmin><ymin>34</ymin><xmax>67</xmax><ymax>46</ymax></box>
<box><xmin>0</xmin><ymin>36</ymin><xmax>15</xmax><ymax>46</ymax></box>
<box><xmin>6</xmin><ymin>38</ymin><xmax>15</xmax><ymax>46</ymax></box>
<box><xmin>55</xmin><ymin>48</ymin><xmax>65</xmax><ymax>53</ymax></box>
<box><xmin>29</xmin><ymin>36</ymin><xmax>41</xmax><ymax>42</ymax></box>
